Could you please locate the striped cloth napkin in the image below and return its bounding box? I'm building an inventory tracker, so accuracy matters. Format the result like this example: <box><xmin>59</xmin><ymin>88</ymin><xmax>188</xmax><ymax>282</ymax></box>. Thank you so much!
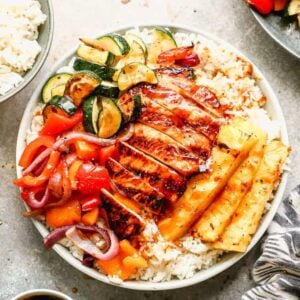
<box><xmin>242</xmin><ymin>185</ymin><xmax>300</xmax><ymax>299</ymax></box>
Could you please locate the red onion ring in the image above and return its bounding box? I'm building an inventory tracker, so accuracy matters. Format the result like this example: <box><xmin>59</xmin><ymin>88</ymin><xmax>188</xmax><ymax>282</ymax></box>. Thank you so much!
<box><xmin>44</xmin><ymin>225</ymin><xmax>119</xmax><ymax>261</ymax></box>
<box><xmin>48</xmin><ymin>171</ymin><xmax>63</xmax><ymax>198</ymax></box>
<box><xmin>22</xmin><ymin>148</ymin><xmax>51</xmax><ymax>176</ymax></box>
<box><xmin>26</xmin><ymin>187</ymin><xmax>50</xmax><ymax>209</ymax></box>
<box><xmin>66</xmin><ymin>227</ymin><xmax>119</xmax><ymax>261</ymax></box>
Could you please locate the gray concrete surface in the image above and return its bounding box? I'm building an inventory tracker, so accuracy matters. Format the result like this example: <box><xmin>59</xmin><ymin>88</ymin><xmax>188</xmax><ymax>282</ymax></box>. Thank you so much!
<box><xmin>0</xmin><ymin>0</ymin><xmax>299</xmax><ymax>299</ymax></box>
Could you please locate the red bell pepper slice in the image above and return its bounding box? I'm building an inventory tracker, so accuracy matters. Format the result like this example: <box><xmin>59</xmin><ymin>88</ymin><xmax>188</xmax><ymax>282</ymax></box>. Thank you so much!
<box><xmin>157</xmin><ymin>46</ymin><xmax>194</xmax><ymax>64</ymax></box>
<box><xmin>14</xmin><ymin>151</ymin><xmax>61</xmax><ymax>188</ymax></box>
<box><xmin>40</xmin><ymin>109</ymin><xmax>83</xmax><ymax>136</ymax></box>
<box><xmin>99</xmin><ymin>145</ymin><xmax>118</xmax><ymax>166</ymax></box>
<box><xmin>81</xmin><ymin>194</ymin><xmax>101</xmax><ymax>212</ymax></box>
<box><xmin>245</xmin><ymin>0</ymin><xmax>273</xmax><ymax>15</ymax></box>
<box><xmin>76</xmin><ymin>163</ymin><xmax>110</xmax><ymax>195</ymax></box>
<box><xmin>175</xmin><ymin>53</ymin><xmax>200</xmax><ymax>68</ymax></box>
<box><xmin>19</xmin><ymin>135</ymin><xmax>55</xmax><ymax>168</ymax></box>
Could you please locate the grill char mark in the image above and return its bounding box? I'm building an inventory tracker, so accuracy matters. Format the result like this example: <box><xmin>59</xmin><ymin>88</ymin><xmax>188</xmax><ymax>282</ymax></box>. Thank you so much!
<box><xmin>106</xmin><ymin>158</ymin><xmax>167</xmax><ymax>214</ymax></box>
<box><xmin>118</xmin><ymin>141</ymin><xmax>187</xmax><ymax>202</ymax></box>
<box><xmin>128</xmin><ymin>123</ymin><xmax>202</xmax><ymax>176</ymax></box>
<box><xmin>138</xmin><ymin>95</ymin><xmax>211</xmax><ymax>159</ymax></box>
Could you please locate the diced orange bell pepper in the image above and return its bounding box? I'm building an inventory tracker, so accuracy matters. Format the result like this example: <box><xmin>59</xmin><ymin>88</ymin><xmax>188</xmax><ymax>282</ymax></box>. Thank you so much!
<box><xmin>274</xmin><ymin>0</ymin><xmax>289</xmax><ymax>11</ymax></box>
<box><xmin>19</xmin><ymin>135</ymin><xmax>55</xmax><ymax>168</ymax></box>
<box><xmin>96</xmin><ymin>239</ymin><xmax>148</xmax><ymax>280</ymax></box>
<box><xmin>14</xmin><ymin>151</ymin><xmax>61</xmax><ymax>188</ymax></box>
<box><xmin>81</xmin><ymin>207</ymin><xmax>99</xmax><ymax>226</ymax></box>
<box><xmin>68</xmin><ymin>159</ymin><xmax>83</xmax><ymax>189</ymax></box>
<box><xmin>46</xmin><ymin>197</ymin><xmax>81</xmax><ymax>229</ymax></box>
<box><xmin>74</xmin><ymin>140</ymin><xmax>99</xmax><ymax>161</ymax></box>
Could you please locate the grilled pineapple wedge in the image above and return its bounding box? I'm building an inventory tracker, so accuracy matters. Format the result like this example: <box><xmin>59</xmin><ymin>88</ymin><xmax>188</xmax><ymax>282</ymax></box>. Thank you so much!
<box><xmin>193</xmin><ymin>122</ymin><xmax>267</xmax><ymax>242</ymax></box>
<box><xmin>158</xmin><ymin>119</ymin><xmax>258</xmax><ymax>241</ymax></box>
<box><xmin>212</xmin><ymin>140</ymin><xmax>289</xmax><ymax>252</ymax></box>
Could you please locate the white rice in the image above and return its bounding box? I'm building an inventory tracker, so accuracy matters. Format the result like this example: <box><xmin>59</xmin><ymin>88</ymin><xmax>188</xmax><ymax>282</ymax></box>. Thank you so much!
<box><xmin>26</xmin><ymin>28</ymin><xmax>284</xmax><ymax>282</ymax></box>
<box><xmin>0</xmin><ymin>0</ymin><xmax>46</xmax><ymax>95</ymax></box>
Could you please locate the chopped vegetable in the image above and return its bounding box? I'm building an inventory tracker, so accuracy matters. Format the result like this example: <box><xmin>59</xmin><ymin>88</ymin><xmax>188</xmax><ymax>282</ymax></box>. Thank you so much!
<box><xmin>94</xmin><ymin>81</ymin><xmax>120</xmax><ymax>99</ymax></box>
<box><xmin>245</xmin><ymin>0</ymin><xmax>273</xmax><ymax>15</ymax></box>
<box><xmin>96</xmin><ymin>239</ymin><xmax>147</xmax><ymax>279</ymax></box>
<box><xmin>99</xmin><ymin>145</ymin><xmax>118</xmax><ymax>166</ymax></box>
<box><xmin>46</xmin><ymin>197</ymin><xmax>81</xmax><ymax>229</ymax></box>
<box><xmin>14</xmin><ymin>151</ymin><xmax>61</xmax><ymax>188</ymax></box>
<box><xmin>175</xmin><ymin>53</ymin><xmax>200</xmax><ymax>68</ymax></box>
<box><xmin>82</xmin><ymin>95</ymin><xmax>101</xmax><ymax>134</ymax></box>
<box><xmin>97</xmin><ymin>98</ymin><xmax>122</xmax><ymax>138</ymax></box>
<box><xmin>81</xmin><ymin>207</ymin><xmax>99</xmax><ymax>226</ymax></box>
<box><xmin>40</xmin><ymin>109</ymin><xmax>83</xmax><ymax>136</ymax></box>
<box><xmin>74</xmin><ymin>140</ymin><xmax>100</xmax><ymax>161</ymax></box>
<box><xmin>80</xmin><ymin>34</ymin><xmax>130</xmax><ymax>56</ymax></box>
<box><xmin>73</xmin><ymin>58</ymin><xmax>116</xmax><ymax>81</ymax></box>
<box><xmin>42</xmin><ymin>73</ymin><xmax>72</xmax><ymax>103</ymax></box>
<box><xmin>117</xmin><ymin>62</ymin><xmax>158</xmax><ymax>91</ymax></box>
<box><xmin>81</xmin><ymin>194</ymin><xmax>101</xmax><ymax>212</ymax></box>
<box><xmin>64</xmin><ymin>71</ymin><xmax>101</xmax><ymax>107</ymax></box>
<box><xmin>18</xmin><ymin>135</ymin><xmax>55</xmax><ymax>168</ymax></box>
<box><xmin>274</xmin><ymin>0</ymin><xmax>289</xmax><ymax>11</ymax></box>
<box><xmin>116</xmin><ymin>93</ymin><xmax>142</xmax><ymax>124</ymax></box>
<box><xmin>43</xmin><ymin>96</ymin><xmax>77</xmax><ymax>119</ymax></box>
<box><xmin>77</xmin><ymin>44</ymin><xmax>114</xmax><ymax>65</ymax></box>
<box><xmin>157</xmin><ymin>46</ymin><xmax>193</xmax><ymax>64</ymax></box>
<box><xmin>76</xmin><ymin>163</ymin><xmax>110</xmax><ymax>194</ymax></box>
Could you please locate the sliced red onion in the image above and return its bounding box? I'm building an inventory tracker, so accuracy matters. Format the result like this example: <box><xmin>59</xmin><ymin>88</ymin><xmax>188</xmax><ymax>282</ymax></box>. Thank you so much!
<box><xmin>21</xmin><ymin>125</ymin><xmax>134</xmax><ymax>177</ymax></box>
<box><xmin>22</xmin><ymin>148</ymin><xmax>51</xmax><ymax>176</ymax></box>
<box><xmin>43</xmin><ymin>224</ymin><xmax>119</xmax><ymax>261</ymax></box>
<box><xmin>26</xmin><ymin>187</ymin><xmax>50</xmax><ymax>209</ymax></box>
<box><xmin>66</xmin><ymin>226</ymin><xmax>119</xmax><ymax>261</ymax></box>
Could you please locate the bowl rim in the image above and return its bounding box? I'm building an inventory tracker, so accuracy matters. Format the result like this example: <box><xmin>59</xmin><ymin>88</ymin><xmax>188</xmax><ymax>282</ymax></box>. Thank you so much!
<box><xmin>15</xmin><ymin>22</ymin><xmax>289</xmax><ymax>291</ymax></box>
<box><xmin>11</xmin><ymin>288</ymin><xmax>73</xmax><ymax>300</ymax></box>
<box><xmin>251</xmin><ymin>9</ymin><xmax>300</xmax><ymax>60</ymax></box>
<box><xmin>0</xmin><ymin>0</ymin><xmax>54</xmax><ymax>103</ymax></box>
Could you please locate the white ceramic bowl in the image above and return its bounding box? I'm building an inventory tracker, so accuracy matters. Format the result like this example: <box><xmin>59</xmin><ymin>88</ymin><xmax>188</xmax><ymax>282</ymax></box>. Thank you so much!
<box><xmin>0</xmin><ymin>0</ymin><xmax>54</xmax><ymax>103</ymax></box>
<box><xmin>11</xmin><ymin>289</ymin><xmax>73</xmax><ymax>300</ymax></box>
<box><xmin>16</xmin><ymin>24</ymin><xmax>289</xmax><ymax>291</ymax></box>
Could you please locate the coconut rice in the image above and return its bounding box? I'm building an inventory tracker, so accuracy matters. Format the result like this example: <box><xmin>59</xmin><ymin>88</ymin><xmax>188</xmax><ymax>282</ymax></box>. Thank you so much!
<box><xmin>0</xmin><ymin>0</ymin><xmax>46</xmax><ymax>96</ymax></box>
<box><xmin>26</xmin><ymin>28</ymin><xmax>282</xmax><ymax>283</ymax></box>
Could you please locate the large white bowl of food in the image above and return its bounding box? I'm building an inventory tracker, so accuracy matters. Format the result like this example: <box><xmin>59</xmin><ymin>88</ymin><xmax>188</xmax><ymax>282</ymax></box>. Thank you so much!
<box><xmin>15</xmin><ymin>24</ymin><xmax>290</xmax><ymax>290</ymax></box>
<box><xmin>0</xmin><ymin>0</ymin><xmax>53</xmax><ymax>103</ymax></box>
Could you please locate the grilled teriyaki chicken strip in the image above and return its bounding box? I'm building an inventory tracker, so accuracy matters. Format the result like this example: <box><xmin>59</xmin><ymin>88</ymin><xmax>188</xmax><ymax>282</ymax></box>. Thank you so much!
<box><xmin>117</xmin><ymin>141</ymin><xmax>186</xmax><ymax>202</ymax></box>
<box><xmin>106</xmin><ymin>158</ymin><xmax>167</xmax><ymax>214</ymax></box>
<box><xmin>128</xmin><ymin>123</ymin><xmax>203</xmax><ymax>176</ymax></box>
<box><xmin>139</xmin><ymin>95</ymin><xmax>211</xmax><ymax>159</ymax></box>
<box><xmin>101</xmin><ymin>189</ymin><xmax>145</xmax><ymax>239</ymax></box>
<box><xmin>155</xmin><ymin>68</ymin><xmax>227</xmax><ymax>118</ymax></box>
<box><xmin>132</xmin><ymin>85</ymin><xmax>220</xmax><ymax>142</ymax></box>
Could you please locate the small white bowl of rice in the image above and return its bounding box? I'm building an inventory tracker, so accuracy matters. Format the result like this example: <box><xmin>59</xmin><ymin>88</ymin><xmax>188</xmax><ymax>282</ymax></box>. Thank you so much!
<box><xmin>0</xmin><ymin>0</ymin><xmax>54</xmax><ymax>103</ymax></box>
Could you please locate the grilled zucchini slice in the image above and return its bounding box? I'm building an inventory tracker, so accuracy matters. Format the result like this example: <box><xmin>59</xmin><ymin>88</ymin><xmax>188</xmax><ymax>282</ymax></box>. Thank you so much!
<box><xmin>80</xmin><ymin>34</ymin><xmax>130</xmax><ymax>56</ymax></box>
<box><xmin>73</xmin><ymin>58</ymin><xmax>115</xmax><ymax>81</ymax></box>
<box><xmin>94</xmin><ymin>81</ymin><xmax>120</xmax><ymax>99</ymax></box>
<box><xmin>64</xmin><ymin>71</ymin><xmax>100</xmax><ymax>106</ymax></box>
<box><xmin>112</xmin><ymin>41</ymin><xmax>146</xmax><ymax>81</ymax></box>
<box><xmin>118</xmin><ymin>62</ymin><xmax>158</xmax><ymax>91</ymax></box>
<box><xmin>117</xmin><ymin>93</ymin><xmax>142</xmax><ymax>123</ymax></box>
<box><xmin>97</xmin><ymin>98</ymin><xmax>122</xmax><ymax>138</ymax></box>
<box><xmin>43</xmin><ymin>96</ymin><xmax>77</xmax><ymax>119</ymax></box>
<box><xmin>77</xmin><ymin>44</ymin><xmax>114</xmax><ymax>65</ymax></box>
<box><xmin>147</xmin><ymin>27</ymin><xmax>177</xmax><ymax>64</ymax></box>
<box><xmin>82</xmin><ymin>95</ymin><xmax>101</xmax><ymax>134</ymax></box>
<box><xmin>42</xmin><ymin>73</ymin><xmax>72</xmax><ymax>103</ymax></box>
<box><xmin>125</xmin><ymin>32</ymin><xmax>148</xmax><ymax>55</ymax></box>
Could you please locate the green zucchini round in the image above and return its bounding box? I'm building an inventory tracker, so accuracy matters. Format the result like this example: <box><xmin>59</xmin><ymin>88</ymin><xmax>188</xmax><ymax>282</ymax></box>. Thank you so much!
<box><xmin>82</xmin><ymin>95</ymin><xmax>101</xmax><ymax>134</ymax></box>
